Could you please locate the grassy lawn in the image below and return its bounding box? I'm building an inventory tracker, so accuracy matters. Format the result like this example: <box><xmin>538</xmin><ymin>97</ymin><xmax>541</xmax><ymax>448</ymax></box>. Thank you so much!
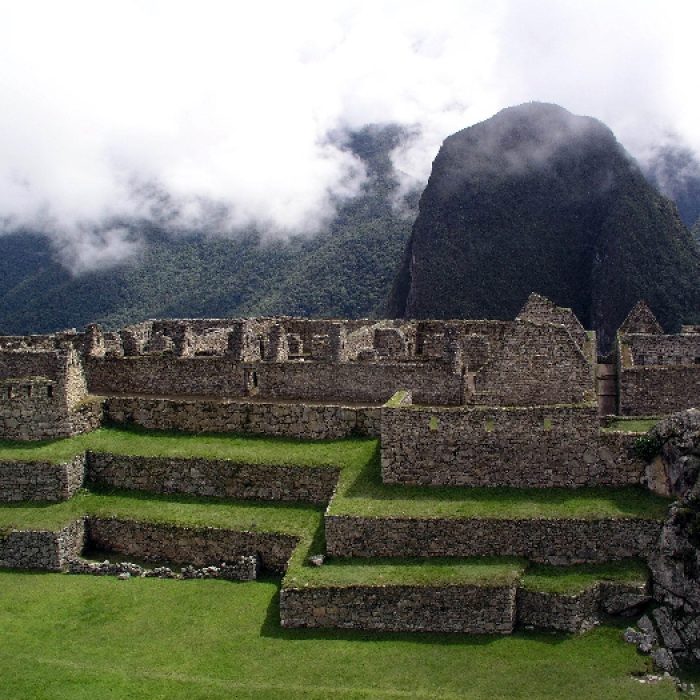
<box><xmin>0</xmin><ymin>488</ymin><xmax>323</xmax><ymax>537</ymax></box>
<box><xmin>0</xmin><ymin>571</ymin><xmax>678</xmax><ymax>700</ymax></box>
<box><xmin>0</xmin><ymin>426</ymin><xmax>373</xmax><ymax>467</ymax></box>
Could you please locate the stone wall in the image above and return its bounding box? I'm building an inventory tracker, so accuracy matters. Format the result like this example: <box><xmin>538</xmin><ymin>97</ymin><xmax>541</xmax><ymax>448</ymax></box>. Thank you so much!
<box><xmin>517</xmin><ymin>586</ymin><xmax>600</xmax><ymax>633</ymax></box>
<box><xmin>325</xmin><ymin>515</ymin><xmax>663</xmax><ymax>565</ymax></box>
<box><xmin>470</xmin><ymin>322</ymin><xmax>594</xmax><ymax>406</ymax></box>
<box><xmin>516</xmin><ymin>292</ymin><xmax>588</xmax><ymax>350</ymax></box>
<box><xmin>104</xmin><ymin>396</ymin><xmax>380</xmax><ymax>439</ymax></box>
<box><xmin>85</xmin><ymin>518</ymin><xmax>299</xmax><ymax>573</ymax></box>
<box><xmin>0</xmin><ymin>519</ymin><xmax>85</xmax><ymax>570</ymax></box>
<box><xmin>0</xmin><ymin>454</ymin><xmax>85</xmax><ymax>502</ymax></box>
<box><xmin>618</xmin><ymin>366</ymin><xmax>700</xmax><ymax>416</ymax></box>
<box><xmin>86</xmin><ymin>453</ymin><xmax>340</xmax><ymax>505</ymax></box>
<box><xmin>381</xmin><ymin>402</ymin><xmax>643</xmax><ymax>488</ymax></box>
<box><xmin>280</xmin><ymin>583</ymin><xmax>516</xmax><ymax>633</ymax></box>
<box><xmin>622</xmin><ymin>334</ymin><xmax>700</xmax><ymax>366</ymax></box>
<box><xmin>87</xmin><ymin>355</ymin><xmax>464</xmax><ymax>406</ymax></box>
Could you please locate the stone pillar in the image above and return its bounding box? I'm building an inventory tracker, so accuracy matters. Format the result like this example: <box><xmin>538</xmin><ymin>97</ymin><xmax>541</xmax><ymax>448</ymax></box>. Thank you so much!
<box><xmin>267</xmin><ymin>323</ymin><xmax>289</xmax><ymax>362</ymax></box>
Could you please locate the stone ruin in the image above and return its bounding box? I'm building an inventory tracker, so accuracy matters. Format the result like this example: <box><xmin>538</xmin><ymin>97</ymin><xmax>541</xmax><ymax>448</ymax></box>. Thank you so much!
<box><xmin>1</xmin><ymin>293</ymin><xmax>700</xmax><ymax>673</ymax></box>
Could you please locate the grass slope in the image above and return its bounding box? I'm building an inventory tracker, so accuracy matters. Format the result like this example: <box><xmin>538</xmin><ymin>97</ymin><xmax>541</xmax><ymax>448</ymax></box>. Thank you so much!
<box><xmin>0</xmin><ymin>571</ymin><xmax>679</xmax><ymax>700</ymax></box>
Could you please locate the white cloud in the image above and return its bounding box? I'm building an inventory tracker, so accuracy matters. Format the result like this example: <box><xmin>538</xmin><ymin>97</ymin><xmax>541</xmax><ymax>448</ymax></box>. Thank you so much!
<box><xmin>0</xmin><ymin>0</ymin><xmax>698</xmax><ymax>271</ymax></box>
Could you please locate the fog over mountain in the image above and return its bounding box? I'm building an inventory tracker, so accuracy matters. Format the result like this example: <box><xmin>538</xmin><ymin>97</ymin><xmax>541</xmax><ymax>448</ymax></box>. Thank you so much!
<box><xmin>1</xmin><ymin>1</ymin><xmax>700</xmax><ymax>274</ymax></box>
<box><xmin>387</xmin><ymin>103</ymin><xmax>700</xmax><ymax>349</ymax></box>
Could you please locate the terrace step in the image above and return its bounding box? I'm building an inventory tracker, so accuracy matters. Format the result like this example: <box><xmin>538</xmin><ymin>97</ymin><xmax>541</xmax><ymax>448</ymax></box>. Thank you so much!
<box><xmin>280</xmin><ymin>558</ymin><xmax>650</xmax><ymax>634</ymax></box>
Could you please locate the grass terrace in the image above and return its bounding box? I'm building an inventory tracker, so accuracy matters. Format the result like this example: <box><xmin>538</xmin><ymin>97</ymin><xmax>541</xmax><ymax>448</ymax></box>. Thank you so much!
<box><xmin>284</xmin><ymin>556</ymin><xmax>526</xmax><ymax>589</ymax></box>
<box><xmin>0</xmin><ymin>488</ymin><xmax>323</xmax><ymax>538</ymax></box>
<box><xmin>329</xmin><ymin>447</ymin><xmax>671</xmax><ymax>520</ymax></box>
<box><xmin>0</xmin><ymin>425</ymin><xmax>373</xmax><ymax>467</ymax></box>
<box><xmin>521</xmin><ymin>560</ymin><xmax>649</xmax><ymax>594</ymax></box>
<box><xmin>603</xmin><ymin>418</ymin><xmax>661</xmax><ymax>434</ymax></box>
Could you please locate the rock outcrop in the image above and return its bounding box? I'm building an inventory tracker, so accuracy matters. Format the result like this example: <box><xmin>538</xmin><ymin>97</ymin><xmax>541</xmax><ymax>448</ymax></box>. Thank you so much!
<box><xmin>628</xmin><ymin>410</ymin><xmax>700</xmax><ymax>670</ymax></box>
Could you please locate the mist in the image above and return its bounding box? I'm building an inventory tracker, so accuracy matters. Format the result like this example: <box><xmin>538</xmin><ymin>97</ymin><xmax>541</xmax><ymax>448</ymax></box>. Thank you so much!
<box><xmin>1</xmin><ymin>0</ymin><xmax>698</xmax><ymax>272</ymax></box>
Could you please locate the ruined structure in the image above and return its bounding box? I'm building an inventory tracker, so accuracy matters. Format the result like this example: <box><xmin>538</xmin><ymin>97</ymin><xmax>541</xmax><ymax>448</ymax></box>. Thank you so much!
<box><xmin>0</xmin><ymin>294</ymin><xmax>698</xmax><ymax>646</ymax></box>
<box><xmin>2</xmin><ymin>292</ymin><xmax>694</xmax><ymax>444</ymax></box>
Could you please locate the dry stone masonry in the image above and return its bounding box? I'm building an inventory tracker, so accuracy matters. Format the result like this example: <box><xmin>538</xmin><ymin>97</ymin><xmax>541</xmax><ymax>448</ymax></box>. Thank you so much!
<box><xmin>1</xmin><ymin>294</ymin><xmax>699</xmax><ymax>655</ymax></box>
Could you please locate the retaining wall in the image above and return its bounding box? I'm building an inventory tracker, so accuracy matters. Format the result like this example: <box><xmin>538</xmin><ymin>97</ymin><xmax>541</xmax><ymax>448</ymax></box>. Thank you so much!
<box><xmin>87</xmin><ymin>356</ymin><xmax>463</xmax><ymax>406</ymax></box>
<box><xmin>324</xmin><ymin>515</ymin><xmax>663</xmax><ymax>565</ymax></box>
<box><xmin>105</xmin><ymin>396</ymin><xmax>380</xmax><ymax>439</ymax></box>
<box><xmin>0</xmin><ymin>519</ymin><xmax>85</xmax><ymax>570</ymax></box>
<box><xmin>86</xmin><ymin>452</ymin><xmax>340</xmax><ymax>505</ymax></box>
<box><xmin>0</xmin><ymin>454</ymin><xmax>85</xmax><ymax>502</ymax></box>
<box><xmin>381</xmin><ymin>403</ymin><xmax>644</xmax><ymax>488</ymax></box>
<box><xmin>86</xmin><ymin>517</ymin><xmax>299</xmax><ymax>573</ymax></box>
<box><xmin>280</xmin><ymin>583</ymin><xmax>516</xmax><ymax>633</ymax></box>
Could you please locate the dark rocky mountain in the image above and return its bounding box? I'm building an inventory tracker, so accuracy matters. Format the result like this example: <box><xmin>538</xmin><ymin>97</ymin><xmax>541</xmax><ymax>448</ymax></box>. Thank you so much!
<box><xmin>387</xmin><ymin>103</ymin><xmax>700</xmax><ymax>349</ymax></box>
<box><xmin>0</xmin><ymin>125</ymin><xmax>416</xmax><ymax>334</ymax></box>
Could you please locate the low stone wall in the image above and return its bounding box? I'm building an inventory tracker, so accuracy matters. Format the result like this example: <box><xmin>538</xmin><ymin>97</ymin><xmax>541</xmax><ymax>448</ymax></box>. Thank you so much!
<box><xmin>518</xmin><ymin>579</ymin><xmax>650</xmax><ymax>633</ymax></box>
<box><xmin>0</xmin><ymin>454</ymin><xmax>85</xmax><ymax>502</ymax></box>
<box><xmin>280</xmin><ymin>583</ymin><xmax>516</xmax><ymax>633</ymax></box>
<box><xmin>381</xmin><ymin>402</ymin><xmax>643</xmax><ymax>488</ymax></box>
<box><xmin>105</xmin><ymin>396</ymin><xmax>380</xmax><ymax>439</ymax></box>
<box><xmin>86</xmin><ymin>452</ymin><xmax>340</xmax><ymax>505</ymax></box>
<box><xmin>517</xmin><ymin>587</ymin><xmax>599</xmax><ymax>633</ymax></box>
<box><xmin>86</xmin><ymin>517</ymin><xmax>299</xmax><ymax>573</ymax></box>
<box><xmin>0</xmin><ymin>519</ymin><xmax>85</xmax><ymax>570</ymax></box>
<box><xmin>618</xmin><ymin>366</ymin><xmax>700</xmax><ymax>416</ymax></box>
<box><xmin>325</xmin><ymin>515</ymin><xmax>663</xmax><ymax>564</ymax></box>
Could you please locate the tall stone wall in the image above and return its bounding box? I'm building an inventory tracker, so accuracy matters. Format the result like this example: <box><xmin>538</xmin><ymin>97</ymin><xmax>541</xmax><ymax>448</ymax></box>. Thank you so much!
<box><xmin>381</xmin><ymin>402</ymin><xmax>643</xmax><ymax>487</ymax></box>
<box><xmin>0</xmin><ymin>519</ymin><xmax>85</xmax><ymax>570</ymax></box>
<box><xmin>86</xmin><ymin>518</ymin><xmax>299</xmax><ymax>573</ymax></box>
<box><xmin>618</xmin><ymin>367</ymin><xmax>700</xmax><ymax>416</ymax></box>
<box><xmin>86</xmin><ymin>453</ymin><xmax>340</xmax><ymax>505</ymax></box>
<box><xmin>280</xmin><ymin>584</ymin><xmax>516</xmax><ymax>633</ymax></box>
<box><xmin>324</xmin><ymin>515</ymin><xmax>662</xmax><ymax>565</ymax></box>
<box><xmin>104</xmin><ymin>396</ymin><xmax>380</xmax><ymax>439</ymax></box>
<box><xmin>0</xmin><ymin>455</ymin><xmax>85</xmax><ymax>502</ymax></box>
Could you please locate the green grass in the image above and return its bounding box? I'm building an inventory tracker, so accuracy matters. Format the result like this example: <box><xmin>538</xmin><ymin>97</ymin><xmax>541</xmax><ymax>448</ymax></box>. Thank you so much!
<box><xmin>0</xmin><ymin>571</ymin><xmax>677</xmax><ymax>700</ymax></box>
<box><xmin>522</xmin><ymin>560</ymin><xmax>649</xmax><ymax>594</ymax></box>
<box><xmin>284</xmin><ymin>557</ymin><xmax>650</xmax><ymax>594</ymax></box>
<box><xmin>0</xmin><ymin>488</ymin><xmax>323</xmax><ymax>537</ymax></box>
<box><xmin>0</xmin><ymin>425</ymin><xmax>373</xmax><ymax>466</ymax></box>
<box><xmin>284</xmin><ymin>557</ymin><xmax>526</xmax><ymax>589</ymax></box>
<box><xmin>328</xmin><ymin>446</ymin><xmax>671</xmax><ymax>520</ymax></box>
<box><xmin>603</xmin><ymin>418</ymin><xmax>660</xmax><ymax>434</ymax></box>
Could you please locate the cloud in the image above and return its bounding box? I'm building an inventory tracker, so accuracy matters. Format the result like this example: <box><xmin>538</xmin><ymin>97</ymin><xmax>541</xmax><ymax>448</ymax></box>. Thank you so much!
<box><xmin>0</xmin><ymin>0</ymin><xmax>698</xmax><ymax>271</ymax></box>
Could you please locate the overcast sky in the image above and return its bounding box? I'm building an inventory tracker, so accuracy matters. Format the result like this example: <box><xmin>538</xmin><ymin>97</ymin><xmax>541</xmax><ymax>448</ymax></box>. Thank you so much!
<box><xmin>1</xmin><ymin>0</ymin><xmax>698</xmax><ymax>271</ymax></box>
